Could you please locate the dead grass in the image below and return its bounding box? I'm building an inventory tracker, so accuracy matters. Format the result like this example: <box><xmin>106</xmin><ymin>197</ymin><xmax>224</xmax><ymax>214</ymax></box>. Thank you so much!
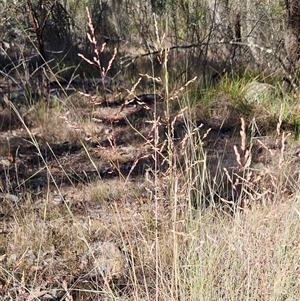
<box><xmin>1</xmin><ymin>174</ymin><xmax>300</xmax><ymax>300</ymax></box>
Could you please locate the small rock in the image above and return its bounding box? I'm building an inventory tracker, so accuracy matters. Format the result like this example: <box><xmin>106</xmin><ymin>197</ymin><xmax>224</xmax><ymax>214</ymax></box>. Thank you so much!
<box><xmin>80</xmin><ymin>241</ymin><xmax>125</xmax><ymax>279</ymax></box>
<box><xmin>244</xmin><ymin>81</ymin><xmax>276</xmax><ymax>104</ymax></box>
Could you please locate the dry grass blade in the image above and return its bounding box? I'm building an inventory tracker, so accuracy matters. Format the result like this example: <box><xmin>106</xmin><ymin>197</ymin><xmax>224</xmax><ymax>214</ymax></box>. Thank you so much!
<box><xmin>62</xmin><ymin>280</ymin><xmax>74</xmax><ymax>301</ymax></box>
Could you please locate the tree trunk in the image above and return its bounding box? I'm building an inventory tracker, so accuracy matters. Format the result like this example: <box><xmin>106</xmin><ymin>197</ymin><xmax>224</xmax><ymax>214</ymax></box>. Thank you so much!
<box><xmin>207</xmin><ymin>0</ymin><xmax>233</xmax><ymax>63</ymax></box>
<box><xmin>284</xmin><ymin>0</ymin><xmax>300</xmax><ymax>89</ymax></box>
<box><xmin>26</xmin><ymin>0</ymin><xmax>48</xmax><ymax>99</ymax></box>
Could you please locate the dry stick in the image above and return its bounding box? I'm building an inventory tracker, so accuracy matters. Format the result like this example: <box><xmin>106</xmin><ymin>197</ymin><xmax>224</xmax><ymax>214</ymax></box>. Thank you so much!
<box><xmin>26</xmin><ymin>0</ymin><xmax>46</xmax><ymax>61</ymax></box>
<box><xmin>26</xmin><ymin>0</ymin><xmax>52</xmax><ymax>98</ymax></box>
<box><xmin>121</xmin><ymin>40</ymin><xmax>289</xmax><ymax>75</ymax></box>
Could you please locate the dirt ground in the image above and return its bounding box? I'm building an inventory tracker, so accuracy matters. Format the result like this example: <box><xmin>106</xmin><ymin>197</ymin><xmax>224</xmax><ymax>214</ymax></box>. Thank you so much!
<box><xmin>1</xmin><ymin>79</ymin><xmax>299</xmax><ymax>213</ymax></box>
